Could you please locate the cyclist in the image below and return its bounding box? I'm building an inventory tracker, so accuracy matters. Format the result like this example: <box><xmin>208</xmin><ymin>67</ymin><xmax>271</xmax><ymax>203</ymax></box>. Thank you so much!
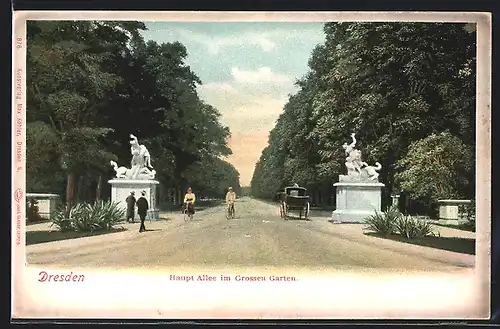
<box><xmin>225</xmin><ymin>187</ymin><xmax>236</xmax><ymax>219</ymax></box>
<box><xmin>183</xmin><ymin>187</ymin><xmax>196</xmax><ymax>218</ymax></box>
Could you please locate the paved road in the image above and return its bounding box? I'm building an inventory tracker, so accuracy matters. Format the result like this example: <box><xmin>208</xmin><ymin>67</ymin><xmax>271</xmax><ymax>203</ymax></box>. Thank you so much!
<box><xmin>26</xmin><ymin>197</ymin><xmax>474</xmax><ymax>271</ymax></box>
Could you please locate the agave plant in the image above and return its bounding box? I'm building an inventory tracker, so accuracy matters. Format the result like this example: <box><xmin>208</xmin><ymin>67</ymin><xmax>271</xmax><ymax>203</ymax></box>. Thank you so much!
<box><xmin>364</xmin><ymin>205</ymin><xmax>401</xmax><ymax>236</ymax></box>
<box><xmin>70</xmin><ymin>203</ymin><xmax>100</xmax><ymax>232</ymax></box>
<box><xmin>395</xmin><ymin>215</ymin><xmax>435</xmax><ymax>239</ymax></box>
<box><xmin>51</xmin><ymin>205</ymin><xmax>74</xmax><ymax>232</ymax></box>
<box><xmin>51</xmin><ymin>201</ymin><xmax>125</xmax><ymax>233</ymax></box>
<box><xmin>90</xmin><ymin>200</ymin><xmax>125</xmax><ymax>230</ymax></box>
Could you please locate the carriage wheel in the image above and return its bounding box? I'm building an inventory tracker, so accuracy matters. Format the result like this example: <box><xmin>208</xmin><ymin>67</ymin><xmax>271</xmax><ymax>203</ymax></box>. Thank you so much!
<box><xmin>304</xmin><ymin>202</ymin><xmax>310</xmax><ymax>220</ymax></box>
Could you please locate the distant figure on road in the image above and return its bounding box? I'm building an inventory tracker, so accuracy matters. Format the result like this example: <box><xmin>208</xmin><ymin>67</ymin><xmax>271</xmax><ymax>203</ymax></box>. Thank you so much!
<box><xmin>125</xmin><ymin>191</ymin><xmax>136</xmax><ymax>223</ymax></box>
<box><xmin>226</xmin><ymin>187</ymin><xmax>236</xmax><ymax>219</ymax></box>
<box><xmin>184</xmin><ymin>187</ymin><xmax>196</xmax><ymax>216</ymax></box>
<box><xmin>136</xmin><ymin>190</ymin><xmax>149</xmax><ymax>233</ymax></box>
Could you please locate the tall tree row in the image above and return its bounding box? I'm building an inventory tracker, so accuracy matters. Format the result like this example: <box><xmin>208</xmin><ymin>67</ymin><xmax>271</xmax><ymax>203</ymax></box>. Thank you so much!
<box><xmin>26</xmin><ymin>21</ymin><xmax>241</xmax><ymax>207</ymax></box>
<box><xmin>251</xmin><ymin>22</ymin><xmax>475</xmax><ymax>214</ymax></box>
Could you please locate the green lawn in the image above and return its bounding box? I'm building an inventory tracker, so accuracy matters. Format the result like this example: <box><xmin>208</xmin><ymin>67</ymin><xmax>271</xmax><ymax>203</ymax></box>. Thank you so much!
<box><xmin>26</xmin><ymin>227</ymin><xmax>127</xmax><ymax>245</ymax></box>
<box><xmin>432</xmin><ymin>222</ymin><xmax>476</xmax><ymax>232</ymax></box>
<box><xmin>364</xmin><ymin>232</ymin><xmax>475</xmax><ymax>255</ymax></box>
<box><xmin>26</xmin><ymin>219</ymin><xmax>51</xmax><ymax>226</ymax></box>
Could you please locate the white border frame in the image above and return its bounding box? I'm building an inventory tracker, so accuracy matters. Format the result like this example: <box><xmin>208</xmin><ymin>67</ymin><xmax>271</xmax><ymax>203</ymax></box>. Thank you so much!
<box><xmin>12</xmin><ymin>11</ymin><xmax>491</xmax><ymax>319</ymax></box>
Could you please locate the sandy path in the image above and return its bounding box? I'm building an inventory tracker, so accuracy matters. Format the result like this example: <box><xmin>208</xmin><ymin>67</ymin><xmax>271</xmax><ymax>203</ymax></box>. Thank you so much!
<box><xmin>26</xmin><ymin>197</ymin><xmax>475</xmax><ymax>271</ymax></box>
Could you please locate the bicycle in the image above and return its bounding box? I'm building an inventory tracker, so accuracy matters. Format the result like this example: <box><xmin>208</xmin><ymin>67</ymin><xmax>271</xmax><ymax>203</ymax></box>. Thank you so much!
<box><xmin>183</xmin><ymin>203</ymin><xmax>195</xmax><ymax>221</ymax></box>
<box><xmin>226</xmin><ymin>201</ymin><xmax>235</xmax><ymax>219</ymax></box>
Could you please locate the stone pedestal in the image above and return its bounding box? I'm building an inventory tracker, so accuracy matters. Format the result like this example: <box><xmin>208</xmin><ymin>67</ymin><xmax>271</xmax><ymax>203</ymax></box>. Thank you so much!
<box><xmin>391</xmin><ymin>194</ymin><xmax>400</xmax><ymax>208</ymax></box>
<box><xmin>108</xmin><ymin>179</ymin><xmax>160</xmax><ymax>220</ymax></box>
<box><xmin>26</xmin><ymin>193</ymin><xmax>61</xmax><ymax>219</ymax></box>
<box><xmin>331</xmin><ymin>181</ymin><xmax>385</xmax><ymax>223</ymax></box>
<box><xmin>438</xmin><ymin>199</ymin><xmax>471</xmax><ymax>226</ymax></box>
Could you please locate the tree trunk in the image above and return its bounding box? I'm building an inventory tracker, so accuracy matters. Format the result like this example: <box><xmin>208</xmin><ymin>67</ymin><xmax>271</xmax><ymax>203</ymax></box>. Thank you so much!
<box><xmin>95</xmin><ymin>175</ymin><xmax>102</xmax><ymax>201</ymax></box>
<box><xmin>77</xmin><ymin>175</ymin><xmax>85</xmax><ymax>202</ymax></box>
<box><xmin>65</xmin><ymin>172</ymin><xmax>75</xmax><ymax>216</ymax></box>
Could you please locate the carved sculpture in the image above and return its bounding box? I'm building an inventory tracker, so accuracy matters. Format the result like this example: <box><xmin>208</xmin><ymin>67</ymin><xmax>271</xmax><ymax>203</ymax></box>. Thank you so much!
<box><xmin>110</xmin><ymin>134</ymin><xmax>156</xmax><ymax>180</ymax></box>
<box><xmin>110</xmin><ymin>161</ymin><xmax>132</xmax><ymax>179</ymax></box>
<box><xmin>340</xmin><ymin>133</ymin><xmax>382</xmax><ymax>182</ymax></box>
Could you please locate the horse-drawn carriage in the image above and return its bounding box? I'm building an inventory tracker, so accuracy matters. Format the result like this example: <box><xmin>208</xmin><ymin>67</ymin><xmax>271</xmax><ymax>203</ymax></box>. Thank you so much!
<box><xmin>277</xmin><ymin>185</ymin><xmax>310</xmax><ymax>220</ymax></box>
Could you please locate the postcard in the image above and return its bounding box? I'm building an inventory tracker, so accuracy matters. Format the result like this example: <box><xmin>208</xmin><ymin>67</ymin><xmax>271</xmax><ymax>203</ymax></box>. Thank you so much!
<box><xmin>12</xmin><ymin>11</ymin><xmax>491</xmax><ymax>319</ymax></box>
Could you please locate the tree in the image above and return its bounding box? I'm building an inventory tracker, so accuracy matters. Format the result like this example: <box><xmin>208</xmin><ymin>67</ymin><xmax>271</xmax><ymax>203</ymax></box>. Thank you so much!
<box><xmin>102</xmin><ymin>38</ymin><xmax>233</xmax><ymax>199</ymax></box>
<box><xmin>185</xmin><ymin>156</ymin><xmax>241</xmax><ymax>199</ymax></box>
<box><xmin>395</xmin><ymin>132</ymin><xmax>473</xmax><ymax>203</ymax></box>
<box><xmin>251</xmin><ymin>22</ymin><xmax>476</xmax><ymax>211</ymax></box>
<box><xmin>27</xmin><ymin>21</ymin><xmax>142</xmax><ymax>210</ymax></box>
<box><xmin>26</xmin><ymin>21</ymin><xmax>240</xmax><ymax>207</ymax></box>
<box><xmin>26</xmin><ymin>121</ymin><xmax>65</xmax><ymax>194</ymax></box>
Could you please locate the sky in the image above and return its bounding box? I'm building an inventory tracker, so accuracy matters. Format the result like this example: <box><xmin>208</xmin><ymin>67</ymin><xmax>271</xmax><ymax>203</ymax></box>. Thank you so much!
<box><xmin>140</xmin><ymin>22</ymin><xmax>326</xmax><ymax>186</ymax></box>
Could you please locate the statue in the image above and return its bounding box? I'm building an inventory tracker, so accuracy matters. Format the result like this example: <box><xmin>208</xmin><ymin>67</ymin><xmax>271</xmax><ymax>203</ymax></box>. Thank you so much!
<box><xmin>343</xmin><ymin>133</ymin><xmax>363</xmax><ymax>178</ymax></box>
<box><xmin>110</xmin><ymin>161</ymin><xmax>133</xmax><ymax>179</ymax></box>
<box><xmin>339</xmin><ymin>132</ymin><xmax>382</xmax><ymax>182</ymax></box>
<box><xmin>110</xmin><ymin>134</ymin><xmax>156</xmax><ymax>180</ymax></box>
<box><xmin>130</xmin><ymin>134</ymin><xmax>153</xmax><ymax>169</ymax></box>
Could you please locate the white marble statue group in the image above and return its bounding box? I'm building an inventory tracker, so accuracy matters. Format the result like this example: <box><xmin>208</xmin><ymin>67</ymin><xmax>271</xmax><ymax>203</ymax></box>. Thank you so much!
<box><xmin>110</xmin><ymin>134</ymin><xmax>156</xmax><ymax>180</ymax></box>
<box><xmin>340</xmin><ymin>133</ymin><xmax>382</xmax><ymax>182</ymax></box>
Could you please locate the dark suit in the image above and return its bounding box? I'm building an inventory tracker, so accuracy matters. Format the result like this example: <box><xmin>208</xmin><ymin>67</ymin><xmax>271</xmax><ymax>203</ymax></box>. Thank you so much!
<box><xmin>125</xmin><ymin>195</ymin><xmax>136</xmax><ymax>222</ymax></box>
<box><xmin>136</xmin><ymin>196</ymin><xmax>149</xmax><ymax>232</ymax></box>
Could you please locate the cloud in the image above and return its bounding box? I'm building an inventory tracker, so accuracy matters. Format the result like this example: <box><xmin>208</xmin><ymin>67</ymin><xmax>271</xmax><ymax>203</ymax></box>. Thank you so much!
<box><xmin>162</xmin><ymin>28</ymin><xmax>324</xmax><ymax>55</ymax></box>
<box><xmin>201</xmin><ymin>82</ymin><xmax>239</xmax><ymax>94</ymax></box>
<box><xmin>199</xmin><ymin>66</ymin><xmax>296</xmax><ymax>102</ymax></box>
<box><xmin>222</xmin><ymin>98</ymin><xmax>289</xmax><ymax>132</ymax></box>
<box><xmin>171</xmin><ymin>29</ymin><xmax>276</xmax><ymax>54</ymax></box>
<box><xmin>231</xmin><ymin>67</ymin><xmax>291</xmax><ymax>85</ymax></box>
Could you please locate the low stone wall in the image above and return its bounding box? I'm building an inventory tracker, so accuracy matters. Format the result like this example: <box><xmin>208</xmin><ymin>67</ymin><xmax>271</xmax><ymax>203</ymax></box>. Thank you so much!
<box><xmin>26</xmin><ymin>193</ymin><xmax>61</xmax><ymax>220</ymax></box>
<box><xmin>437</xmin><ymin>199</ymin><xmax>472</xmax><ymax>225</ymax></box>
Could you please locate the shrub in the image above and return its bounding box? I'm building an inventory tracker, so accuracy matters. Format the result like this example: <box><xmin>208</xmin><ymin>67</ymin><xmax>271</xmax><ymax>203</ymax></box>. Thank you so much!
<box><xmin>459</xmin><ymin>200</ymin><xmax>476</xmax><ymax>221</ymax></box>
<box><xmin>364</xmin><ymin>205</ymin><xmax>401</xmax><ymax>236</ymax></box>
<box><xmin>51</xmin><ymin>200</ymin><xmax>125</xmax><ymax>233</ymax></box>
<box><xmin>460</xmin><ymin>217</ymin><xmax>476</xmax><ymax>232</ymax></box>
<box><xmin>395</xmin><ymin>132</ymin><xmax>473</xmax><ymax>204</ymax></box>
<box><xmin>51</xmin><ymin>209</ymin><xmax>74</xmax><ymax>232</ymax></box>
<box><xmin>26</xmin><ymin>198</ymin><xmax>43</xmax><ymax>223</ymax></box>
<box><xmin>395</xmin><ymin>215</ymin><xmax>436</xmax><ymax>239</ymax></box>
<box><xmin>458</xmin><ymin>200</ymin><xmax>476</xmax><ymax>232</ymax></box>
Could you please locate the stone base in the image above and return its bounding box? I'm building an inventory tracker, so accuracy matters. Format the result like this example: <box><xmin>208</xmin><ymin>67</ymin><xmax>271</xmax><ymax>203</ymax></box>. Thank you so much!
<box><xmin>109</xmin><ymin>179</ymin><xmax>160</xmax><ymax>220</ymax></box>
<box><xmin>331</xmin><ymin>181</ymin><xmax>385</xmax><ymax>223</ymax></box>
<box><xmin>438</xmin><ymin>219</ymin><xmax>468</xmax><ymax>226</ymax></box>
<box><xmin>331</xmin><ymin>209</ymin><xmax>381</xmax><ymax>223</ymax></box>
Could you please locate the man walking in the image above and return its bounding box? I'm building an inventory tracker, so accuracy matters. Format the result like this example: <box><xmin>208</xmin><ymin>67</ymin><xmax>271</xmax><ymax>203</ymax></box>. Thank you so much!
<box><xmin>225</xmin><ymin>187</ymin><xmax>236</xmax><ymax>219</ymax></box>
<box><xmin>125</xmin><ymin>191</ymin><xmax>136</xmax><ymax>223</ymax></box>
<box><xmin>136</xmin><ymin>190</ymin><xmax>149</xmax><ymax>233</ymax></box>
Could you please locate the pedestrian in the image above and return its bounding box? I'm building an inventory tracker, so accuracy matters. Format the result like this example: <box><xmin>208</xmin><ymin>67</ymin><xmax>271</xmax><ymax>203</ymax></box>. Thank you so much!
<box><xmin>183</xmin><ymin>187</ymin><xmax>196</xmax><ymax>217</ymax></box>
<box><xmin>225</xmin><ymin>187</ymin><xmax>236</xmax><ymax>219</ymax></box>
<box><xmin>136</xmin><ymin>190</ymin><xmax>149</xmax><ymax>233</ymax></box>
<box><xmin>125</xmin><ymin>191</ymin><xmax>136</xmax><ymax>223</ymax></box>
